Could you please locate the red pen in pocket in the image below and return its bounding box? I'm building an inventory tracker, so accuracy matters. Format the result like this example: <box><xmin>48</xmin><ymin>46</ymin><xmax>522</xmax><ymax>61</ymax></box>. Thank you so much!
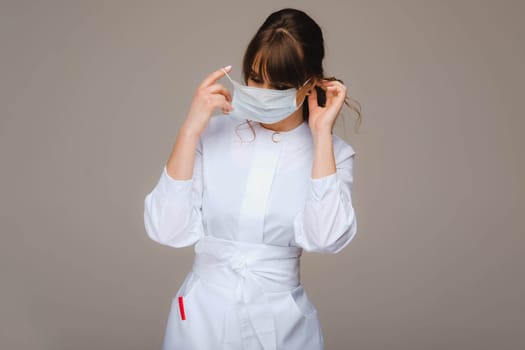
<box><xmin>178</xmin><ymin>296</ymin><xmax>186</xmax><ymax>320</ymax></box>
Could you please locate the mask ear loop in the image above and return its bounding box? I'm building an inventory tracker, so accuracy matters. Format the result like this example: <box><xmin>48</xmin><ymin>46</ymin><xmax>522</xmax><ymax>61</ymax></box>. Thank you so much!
<box><xmin>297</xmin><ymin>77</ymin><xmax>315</xmax><ymax>98</ymax></box>
<box><xmin>221</xmin><ymin>68</ymin><xmax>235</xmax><ymax>84</ymax></box>
<box><xmin>301</xmin><ymin>77</ymin><xmax>313</xmax><ymax>88</ymax></box>
<box><xmin>222</xmin><ymin>67</ymin><xmax>255</xmax><ymax>137</ymax></box>
<box><xmin>296</xmin><ymin>77</ymin><xmax>314</xmax><ymax>106</ymax></box>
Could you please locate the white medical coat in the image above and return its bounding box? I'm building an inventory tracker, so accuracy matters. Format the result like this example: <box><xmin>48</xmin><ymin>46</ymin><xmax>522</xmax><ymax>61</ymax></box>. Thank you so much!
<box><xmin>144</xmin><ymin>114</ymin><xmax>357</xmax><ymax>350</ymax></box>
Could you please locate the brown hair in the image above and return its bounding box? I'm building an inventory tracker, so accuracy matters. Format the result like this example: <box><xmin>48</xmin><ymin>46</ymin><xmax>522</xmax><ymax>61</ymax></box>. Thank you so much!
<box><xmin>235</xmin><ymin>8</ymin><xmax>362</xmax><ymax>141</ymax></box>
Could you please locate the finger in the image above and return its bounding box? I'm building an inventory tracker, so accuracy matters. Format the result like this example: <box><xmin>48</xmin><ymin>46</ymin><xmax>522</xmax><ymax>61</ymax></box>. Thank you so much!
<box><xmin>307</xmin><ymin>86</ymin><xmax>320</xmax><ymax>111</ymax></box>
<box><xmin>323</xmin><ymin>81</ymin><xmax>346</xmax><ymax>95</ymax></box>
<box><xmin>207</xmin><ymin>83</ymin><xmax>232</xmax><ymax>102</ymax></box>
<box><xmin>201</xmin><ymin>65</ymin><xmax>232</xmax><ymax>88</ymax></box>
<box><xmin>325</xmin><ymin>85</ymin><xmax>346</xmax><ymax>113</ymax></box>
<box><xmin>316</xmin><ymin>81</ymin><xmax>336</xmax><ymax>94</ymax></box>
<box><xmin>325</xmin><ymin>87</ymin><xmax>338</xmax><ymax>107</ymax></box>
<box><xmin>320</xmin><ymin>80</ymin><xmax>346</xmax><ymax>91</ymax></box>
<box><xmin>210</xmin><ymin>94</ymin><xmax>233</xmax><ymax>111</ymax></box>
<box><xmin>326</xmin><ymin>85</ymin><xmax>344</xmax><ymax>104</ymax></box>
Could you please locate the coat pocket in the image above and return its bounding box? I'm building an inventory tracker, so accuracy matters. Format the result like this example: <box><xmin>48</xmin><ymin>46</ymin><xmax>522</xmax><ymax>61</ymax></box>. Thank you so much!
<box><xmin>175</xmin><ymin>271</ymin><xmax>200</xmax><ymax>298</ymax></box>
<box><xmin>173</xmin><ymin>272</ymin><xmax>201</xmax><ymax>321</ymax></box>
<box><xmin>287</xmin><ymin>284</ymin><xmax>318</xmax><ymax>319</ymax></box>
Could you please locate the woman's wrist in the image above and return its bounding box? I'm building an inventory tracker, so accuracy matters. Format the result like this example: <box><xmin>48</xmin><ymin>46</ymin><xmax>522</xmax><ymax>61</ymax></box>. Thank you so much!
<box><xmin>311</xmin><ymin>129</ymin><xmax>333</xmax><ymax>144</ymax></box>
<box><xmin>179</xmin><ymin>121</ymin><xmax>202</xmax><ymax>140</ymax></box>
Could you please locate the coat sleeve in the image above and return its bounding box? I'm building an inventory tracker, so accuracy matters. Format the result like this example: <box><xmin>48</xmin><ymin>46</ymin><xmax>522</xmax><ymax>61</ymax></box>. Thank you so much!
<box><xmin>143</xmin><ymin>135</ymin><xmax>205</xmax><ymax>248</ymax></box>
<box><xmin>293</xmin><ymin>141</ymin><xmax>357</xmax><ymax>253</ymax></box>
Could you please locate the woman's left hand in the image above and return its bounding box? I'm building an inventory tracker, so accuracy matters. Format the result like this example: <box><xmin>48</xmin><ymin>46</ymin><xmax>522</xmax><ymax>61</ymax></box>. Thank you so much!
<box><xmin>307</xmin><ymin>79</ymin><xmax>347</xmax><ymax>135</ymax></box>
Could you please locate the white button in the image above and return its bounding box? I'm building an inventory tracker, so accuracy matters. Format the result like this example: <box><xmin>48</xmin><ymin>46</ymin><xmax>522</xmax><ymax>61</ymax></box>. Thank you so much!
<box><xmin>272</xmin><ymin>132</ymin><xmax>281</xmax><ymax>143</ymax></box>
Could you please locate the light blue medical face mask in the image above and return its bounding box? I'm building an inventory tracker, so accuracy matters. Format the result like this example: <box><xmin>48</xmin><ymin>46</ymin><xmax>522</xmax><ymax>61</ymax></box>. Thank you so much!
<box><xmin>222</xmin><ymin>68</ymin><xmax>311</xmax><ymax>124</ymax></box>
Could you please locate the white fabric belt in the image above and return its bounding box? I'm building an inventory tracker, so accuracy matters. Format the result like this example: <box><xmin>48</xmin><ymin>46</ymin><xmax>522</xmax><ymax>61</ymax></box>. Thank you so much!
<box><xmin>190</xmin><ymin>235</ymin><xmax>302</xmax><ymax>350</ymax></box>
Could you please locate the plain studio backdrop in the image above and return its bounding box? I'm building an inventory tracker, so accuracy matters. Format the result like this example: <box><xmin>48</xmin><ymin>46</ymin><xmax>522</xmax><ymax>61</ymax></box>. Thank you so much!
<box><xmin>1</xmin><ymin>1</ymin><xmax>524</xmax><ymax>349</ymax></box>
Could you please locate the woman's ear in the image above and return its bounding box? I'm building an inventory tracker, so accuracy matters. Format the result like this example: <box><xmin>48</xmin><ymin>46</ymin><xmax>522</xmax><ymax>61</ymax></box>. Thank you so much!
<box><xmin>297</xmin><ymin>77</ymin><xmax>316</xmax><ymax>104</ymax></box>
<box><xmin>296</xmin><ymin>87</ymin><xmax>309</xmax><ymax>106</ymax></box>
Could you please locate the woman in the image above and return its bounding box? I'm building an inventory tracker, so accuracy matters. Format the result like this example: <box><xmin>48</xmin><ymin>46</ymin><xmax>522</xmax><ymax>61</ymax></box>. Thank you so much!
<box><xmin>144</xmin><ymin>8</ymin><xmax>361</xmax><ymax>350</ymax></box>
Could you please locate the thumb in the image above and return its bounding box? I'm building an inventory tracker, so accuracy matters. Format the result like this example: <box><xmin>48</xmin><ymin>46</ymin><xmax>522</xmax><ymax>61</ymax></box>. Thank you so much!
<box><xmin>307</xmin><ymin>86</ymin><xmax>319</xmax><ymax>111</ymax></box>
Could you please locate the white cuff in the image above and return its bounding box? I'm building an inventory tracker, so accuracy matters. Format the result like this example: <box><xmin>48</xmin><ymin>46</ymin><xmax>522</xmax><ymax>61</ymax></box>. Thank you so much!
<box><xmin>310</xmin><ymin>171</ymin><xmax>339</xmax><ymax>201</ymax></box>
<box><xmin>159</xmin><ymin>165</ymin><xmax>193</xmax><ymax>198</ymax></box>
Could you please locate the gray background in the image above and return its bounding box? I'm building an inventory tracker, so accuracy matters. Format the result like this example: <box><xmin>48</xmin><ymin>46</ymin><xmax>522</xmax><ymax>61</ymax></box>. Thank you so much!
<box><xmin>1</xmin><ymin>1</ymin><xmax>524</xmax><ymax>349</ymax></box>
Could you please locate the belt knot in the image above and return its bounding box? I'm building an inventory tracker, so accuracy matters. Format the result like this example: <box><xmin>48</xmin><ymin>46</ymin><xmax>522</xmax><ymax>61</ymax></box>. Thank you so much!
<box><xmin>230</xmin><ymin>253</ymin><xmax>249</xmax><ymax>278</ymax></box>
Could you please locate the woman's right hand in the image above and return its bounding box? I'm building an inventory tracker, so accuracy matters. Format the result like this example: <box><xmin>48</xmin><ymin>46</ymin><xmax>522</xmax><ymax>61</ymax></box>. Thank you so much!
<box><xmin>181</xmin><ymin>65</ymin><xmax>234</xmax><ymax>137</ymax></box>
